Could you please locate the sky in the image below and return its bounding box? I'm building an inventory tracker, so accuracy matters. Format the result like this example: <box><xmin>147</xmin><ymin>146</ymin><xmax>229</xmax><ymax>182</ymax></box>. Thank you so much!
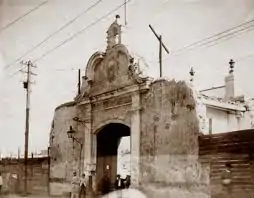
<box><xmin>0</xmin><ymin>0</ymin><xmax>254</xmax><ymax>156</ymax></box>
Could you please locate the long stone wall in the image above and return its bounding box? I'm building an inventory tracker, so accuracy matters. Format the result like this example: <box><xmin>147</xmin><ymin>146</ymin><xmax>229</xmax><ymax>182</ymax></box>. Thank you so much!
<box><xmin>0</xmin><ymin>157</ymin><xmax>49</xmax><ymax>195</ymax></box>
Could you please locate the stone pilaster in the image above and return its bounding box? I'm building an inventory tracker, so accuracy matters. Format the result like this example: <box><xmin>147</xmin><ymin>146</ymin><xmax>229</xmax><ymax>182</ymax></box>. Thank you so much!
<box><xmin>130</xmin><ymin>91</ymin><xmax>141</xmax><ymax>187</ymax></box>
<box><xmin>83</xmin><ymin>104</ymin><xmax>92</xmax><ymax>175</ymax></box>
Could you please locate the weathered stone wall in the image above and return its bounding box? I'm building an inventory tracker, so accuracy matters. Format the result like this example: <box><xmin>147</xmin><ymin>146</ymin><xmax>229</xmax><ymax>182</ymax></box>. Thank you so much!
<box><xmin>49</xmin><ymin>102</ymin><xmax>80</xmax><ymax>196</ymax></box>
<box><xmin>139</xmin><ymin>79</ymin><xmax>210</xmax><ymax>198</ymax></box>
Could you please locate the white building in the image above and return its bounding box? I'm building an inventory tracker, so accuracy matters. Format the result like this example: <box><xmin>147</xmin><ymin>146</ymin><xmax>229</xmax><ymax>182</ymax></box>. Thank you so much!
<box><xmin>192</xmin><ymin>59</ymin><xmax>254</xmax><ymax>134</ymax></box>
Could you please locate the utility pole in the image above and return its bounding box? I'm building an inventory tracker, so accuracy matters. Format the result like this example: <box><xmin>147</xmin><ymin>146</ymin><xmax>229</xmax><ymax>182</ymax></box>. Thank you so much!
<box><xmin>159</xmin><ymin>35</ymin><xmax>162</xmax><ymax>77</ymax></box>
<box><xmin>149</xmin><ymin>24</ymin><xmax>169</xmax><ymax>77</ymax></box>
<box><xmin>21</xmin><ymin>60</ymin><xmax>36</xmax><ymax>196</ymax></box>
<box><xmin>78</xmin><ymin>69</ymin><xmax>81</xmax><ymax>95</ymax></box>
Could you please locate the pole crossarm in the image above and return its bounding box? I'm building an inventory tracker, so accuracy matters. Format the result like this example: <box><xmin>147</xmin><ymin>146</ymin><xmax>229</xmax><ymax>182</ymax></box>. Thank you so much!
<box><xmin>149</xmin><ymin>24</ymin><xmax>170</xmax><ymax>78</ymax></box>
<box><xmin>149</xmin><ymin>24</ymin><xmax>169</xmax><ymax>54</ymax></box>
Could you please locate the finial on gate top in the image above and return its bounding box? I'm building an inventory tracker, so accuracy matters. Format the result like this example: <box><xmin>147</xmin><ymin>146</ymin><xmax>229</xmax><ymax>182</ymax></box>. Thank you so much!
<box><xmin>116</xmin><ymin>14</ymin><xmax>120</xmax><ymax>19</ymax></box>
<box><xmin>106</xmin><ymin>15</ymin><xmax>122</xmax><ymax>50</ymax></box>
<box><xmin>229</xmin><ymin>59</ymin><xmax>235</xmax><ymax>74</ymax></box>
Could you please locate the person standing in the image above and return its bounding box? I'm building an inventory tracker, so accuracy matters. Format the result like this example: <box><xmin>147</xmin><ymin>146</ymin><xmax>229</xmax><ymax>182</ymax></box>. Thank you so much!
<box><xmin>71</xmin><ymin>171</ymin><xmax>80</xmax><ymax>198</ymax></box>
<box><xmin>115</xmin><ymin>175</ymin><xmax>123</xmax><ymax>190</ymax></box>
<box><xmin>79</xmin><ymin>173</ymin><xmax>86</xmax><ymax>198</ymax></box>
<box><xmin>124</xmin><ymin>175</ymin><xmax>131</xmax><ymax>189</ymax></box>
<box><xmin>115</xmin><ymin>174</ymin><xmax>124</xmax><ymax>198</ymax></box>
<box><xmin>0</xmin><ymin>172</ymin><xmax>3</xmax><ymax>195</ymax></box>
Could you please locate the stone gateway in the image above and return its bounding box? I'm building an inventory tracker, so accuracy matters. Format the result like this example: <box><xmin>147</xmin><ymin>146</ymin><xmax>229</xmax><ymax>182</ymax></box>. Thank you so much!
<box><xmin>49</xmin><ymin>16</ymin><xmax>210</xmax><ymax>198</ymax></box>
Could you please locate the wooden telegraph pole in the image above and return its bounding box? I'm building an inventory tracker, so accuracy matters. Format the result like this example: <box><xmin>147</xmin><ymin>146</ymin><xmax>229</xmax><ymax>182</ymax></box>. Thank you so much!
<box><xmin>21</xmin><ymin>60</ymin><xmax>37</xmax><ymax>195</ymax></box>
<box><xmin>78</xmin><ymin>69</ymin><xmax>81</xmax><ymax>95</ymax></box>
<box><xmin>149</xmin><ymin>24</ymin><xmax>169</xmax><ymax>77</ymax></box>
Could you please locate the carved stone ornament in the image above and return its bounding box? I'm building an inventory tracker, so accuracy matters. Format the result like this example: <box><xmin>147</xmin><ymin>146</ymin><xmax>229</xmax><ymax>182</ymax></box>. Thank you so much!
<box><xmin>106</xmin><ymin>56</ymin><xmax>119</xmax><ymax>82</ymax></box>
<box><xmin>128</xmin><ymin>58</ymin><xmax>150</xmax><ymax>84</ymax></box>
<box><xmin>104</xmin><ymin>49</ymin><xmax>120</xmax><ymax>82</ymax></box>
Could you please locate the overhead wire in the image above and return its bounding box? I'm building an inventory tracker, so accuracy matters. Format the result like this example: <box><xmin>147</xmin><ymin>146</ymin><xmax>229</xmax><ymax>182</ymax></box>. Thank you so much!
<box><xmin>6</xmin><ymin>2</ymin><xmax>254</xmax><ymax>79</ymax></box>
<box><xmin>159</xmin><ymin>19</ymin><xmax>254</xmax><ymax>62</ymax></box>
<box><xmin>7</xmin><ymin>17</ymin><xmax>254</xmax><ymax>79</ymax></box>
<box><xmin>119</xmin><ymin>18</ymin><xmax>254</xmax><ymax>66</ymax></box>
<box><xmin>7</xmin><ymin>66</ymin><xmax>79</xmax><ymax>78</ymax></box>
<box><xmin>0</xmin><ymin>1</ymin><xmax>49</xmax><ymax>33</ymax></box>
<box><xmin>170</xmin><ymin>23</ymin><xmax>254</xmax><ymax>58</ymax></box>
<box><xmin>6</xmin><ymin>0</ymin><xmax>165</xmax><ymax>78</ymax></box>
<box><xmin>4</xmin><ymin>0</ymin><xmax>105</xmax><ymax>70</ymax></box>
<box><xmin>8</xmin><ymin>69</ymin><xmax>23</xmax><ymax>78</ymax></box>
<box><xmin>192</xmin><ymin>25</ymin><xmax>254</xmax><ymax>52</ymax></box>
<box><xmin>171</xmin><ymin>19</ymin><xmax>254</xmax><ymax>55</ymax></box>
<box><xmin>33</xmin><ymin>0</ymin><xmax>131</xmax><ymax>64</ymax></box>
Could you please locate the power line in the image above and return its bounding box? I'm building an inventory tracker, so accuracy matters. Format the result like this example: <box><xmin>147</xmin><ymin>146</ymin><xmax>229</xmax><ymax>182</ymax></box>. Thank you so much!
<box><xmin>192</xmin><ymin>25</ymin><xmax>254</xmax><ymax>52</ymax></box>
<box><xmin>4</xmin><ymin>0</ymin><xmax>104</xmax><ymax>70</ymax></box>
<box><xmin>123</xmin><ymin>18</ymin><xmax>254</xmax><ymax>66</ymax></box>
<box><xmin>5</xmin><ymin>0</ymin><xmax>164</xmax><ymax>74</ymax></box>
<box><xmin>144</xmin><ymin>23</ymin><xmax>254</xmax><ymax>66</ymax></box>
<box><xmin>170</xmin><ymin>19</ymin><xmax>254</xmax><ymax>55</ymax></box>
<box><xmin>7</xmin><ymin>65</ymin><xmax>81</xmax><ymax>78</ymax></box>
<box><xmin>157</xmin><ymin>19</ymin><xmax>254</xmax><ymax>63</ymax></box>
<box><xmin>8</xmin><ymin>23</ymin><xmax>254</xmax><ymax>79</ymax></box>
<box><xmin>7</xmin><ymin>62</ymin><xmax>87</xmax><ymax>79</ymax></box>
<box><xmin>0</xmin><ymin>1</ymin><xmax>48</xmax><ymax>33</ymax></box>
<box><xmin>33</xmin><ymin>0</ymin><xmax>131</xmax><ymax>63</ymax></box>
<box><xmin>169</xmin><ymin>23</ymin><xmax>254</xmax><ymax>58</ymax></box>
<box><xmin>7</xmin><ymin>2</ymin><xmax>252</xmax><ymax>79</ymax></box>
<box><xmin>8</xmin><ymin>69</ymin><xmax>23</xmax><ymax>78</ymax></box>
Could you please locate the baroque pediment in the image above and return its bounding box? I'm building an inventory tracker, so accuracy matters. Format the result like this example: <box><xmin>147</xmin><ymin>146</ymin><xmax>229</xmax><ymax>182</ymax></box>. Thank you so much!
<box><xmin>84</xmin><ymin>45</ymin><xmax>136</xmax><ymax>95</ymax></box>
<box><xmin>77</xmin><ymin>16</ymin><xmax>150</xmax><ymax>99</ymax></box>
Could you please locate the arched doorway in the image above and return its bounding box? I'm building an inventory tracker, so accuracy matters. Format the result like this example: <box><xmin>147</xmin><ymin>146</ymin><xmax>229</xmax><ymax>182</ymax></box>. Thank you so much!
<box><xmin>96</xmin><ymin>123</ymin><xmax>130</xmax><ymax>192</ymax></box>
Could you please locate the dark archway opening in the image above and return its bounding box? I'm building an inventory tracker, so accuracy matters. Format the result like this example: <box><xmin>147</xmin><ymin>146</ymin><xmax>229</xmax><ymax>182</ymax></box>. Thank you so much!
<box><xmin>96</xmin><ymin>123</ymin><xmax>130</xmax><ymax>194</ymax></box>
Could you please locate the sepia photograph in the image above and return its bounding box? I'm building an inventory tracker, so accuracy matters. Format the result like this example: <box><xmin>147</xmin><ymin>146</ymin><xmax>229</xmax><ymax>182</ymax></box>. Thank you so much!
<box><xmin>0</xmin><ymin>0</ymin><xmax>254</xmax><ymax>197</ymax></box>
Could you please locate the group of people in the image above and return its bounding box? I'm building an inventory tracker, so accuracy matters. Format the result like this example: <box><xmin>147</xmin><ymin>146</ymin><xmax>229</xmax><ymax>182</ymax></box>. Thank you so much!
<box><xmin>71</xmin><ymin>171</ymin><xmax>87</xmax><ymax>198</ymax></box>
<box><xmin>71</xmin><ymin>171</ymin><xmax>131</xmax><ymax>197</ymax></box>
<box><xmin>99</xmin><ymin>173</ymin><xmax>131</xmax><ymax>195</ymax></box>
<box><xmin>115</xmin><ymin>174</ymin><xmax>131</xmax><ymax>190</ymax></box>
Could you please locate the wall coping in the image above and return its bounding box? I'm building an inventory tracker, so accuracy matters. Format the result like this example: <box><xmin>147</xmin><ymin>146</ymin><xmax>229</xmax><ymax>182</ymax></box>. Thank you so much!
<box><xmin>55</xmin><ymin>101</ymin><xmax>76</xmax><ymax>111</ymax></box>
<box><xmin>0</xmin><ymin>156</ymin><xmax>49</xmax><ymax>165</ymax></box>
